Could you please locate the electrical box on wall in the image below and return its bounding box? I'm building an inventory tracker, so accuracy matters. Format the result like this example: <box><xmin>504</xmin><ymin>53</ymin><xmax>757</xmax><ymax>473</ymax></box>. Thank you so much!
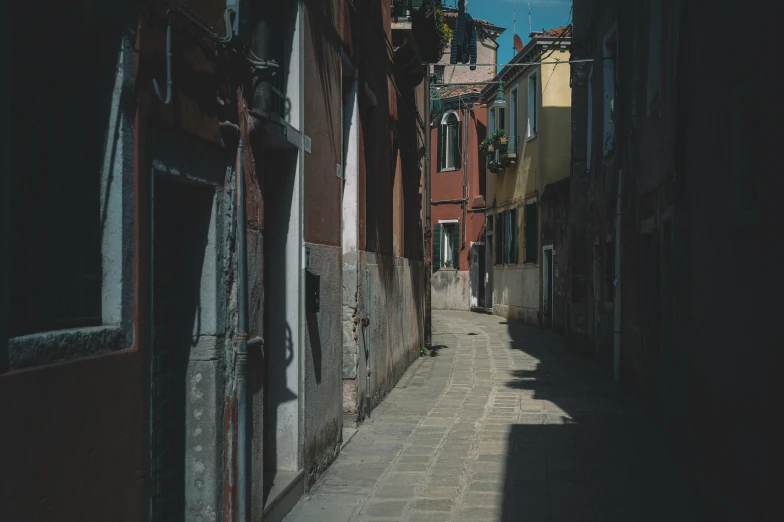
<box><xmin>225</xmin><ymin>0</ymin><xmax>251</xmax><ymax>43</ymax></box>
<box><xmin>306</xmin><ymin>268</ymin><xmax>320</xmax><ymax>314</ymax></box>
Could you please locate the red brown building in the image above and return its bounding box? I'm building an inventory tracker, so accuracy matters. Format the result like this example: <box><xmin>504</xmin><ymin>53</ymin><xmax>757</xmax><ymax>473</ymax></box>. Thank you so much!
<box><xmin>428</xmin><ymin>12</ymin><xmax>505</xmax><ymax>312</ymax></box>
<box><xmin>2</xmin><ymin>1</ymin><xmax>434</xmax><ymax>520</ymax></box>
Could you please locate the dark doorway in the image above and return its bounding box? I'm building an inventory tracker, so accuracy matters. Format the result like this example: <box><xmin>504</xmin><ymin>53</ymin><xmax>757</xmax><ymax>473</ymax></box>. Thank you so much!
<box><xmin>543</xmin><ymin>248</ymin><xmax>554</xmax><ymax>328</ymax></box>
<box><xmin>150</xmin><ymin>176</ymin><xmax>214</xmax><ymax>522</ymax></box>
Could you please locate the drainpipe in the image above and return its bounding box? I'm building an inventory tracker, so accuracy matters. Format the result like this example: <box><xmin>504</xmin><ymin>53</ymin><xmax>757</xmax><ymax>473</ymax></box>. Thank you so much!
<box><xmin>363</xmin><ymin>268</ymin><xmax>372</xmax><ymax>417</ymax></box>
<box><xmin>461</xmin><ymin>100</ymin><xmax>468</xmax><ymax>250</ymax></box>
<box><xmin>613</xmin><ymin>169</ymin><xmax>622</xmax><ymax>386</ymax></box>
<box><xmin>423</xmin><ymin>67</ymin><xmax>432</xmax><ymax>349</ymax></box>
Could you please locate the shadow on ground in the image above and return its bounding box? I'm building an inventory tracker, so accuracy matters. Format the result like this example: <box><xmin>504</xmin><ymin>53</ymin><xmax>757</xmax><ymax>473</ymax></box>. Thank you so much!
<box><xmin>499</xmin><ymin>319</ymin><xmax>707</xmax><ymax>522</ymax></box>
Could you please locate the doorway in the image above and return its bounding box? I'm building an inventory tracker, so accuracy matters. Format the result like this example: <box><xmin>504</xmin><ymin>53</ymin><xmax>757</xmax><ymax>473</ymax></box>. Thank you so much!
<box><xmin>150</xmin><ymin>176</ymin><xmax>215</xmax><ymax>522</ymax></box>
<box><xmin>470</xmin><ymin>243</ymin><xmax>485</xmax><ymax>308</ymax></box>
<box><xmin>543</xmin><ymin>246</ymin><xmax>554</xmax><ymax>328</ymax></box>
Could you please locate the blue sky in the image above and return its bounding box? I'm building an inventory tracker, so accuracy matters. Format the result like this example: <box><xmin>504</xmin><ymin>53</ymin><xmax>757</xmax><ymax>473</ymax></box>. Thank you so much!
<box><xmin>443</xmin><ymin>0</ymin><xmax>572</xmax><ymax>65</ymax></box>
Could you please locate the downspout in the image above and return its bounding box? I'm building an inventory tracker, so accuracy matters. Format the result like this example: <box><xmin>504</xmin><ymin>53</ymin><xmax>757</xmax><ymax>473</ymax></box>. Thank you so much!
<box><xmin>423</xmin><ymin>68</ymin><xmax>432</xmax><ymax>349</ymax></box>
<box><xmin>461</xmin><ymin>100</ymin><xmax>468</xmax><ymax>250</ymax></box>
<box><xmin>364</xmin><ymin>268</ymin><xmax>371</xmax><ymax>416</ymax></box>
<box><xmin>613</xmin><ymin>169</ymin><xmax>622</xmax><ymax>386</ymax></box>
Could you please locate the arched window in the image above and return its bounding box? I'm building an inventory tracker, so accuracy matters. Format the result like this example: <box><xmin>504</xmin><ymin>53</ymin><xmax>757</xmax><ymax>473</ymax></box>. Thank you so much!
<box><xmin>438</xmin><ymin>111</ymin><xmax>461</xmax><ymax>171</ymax></box>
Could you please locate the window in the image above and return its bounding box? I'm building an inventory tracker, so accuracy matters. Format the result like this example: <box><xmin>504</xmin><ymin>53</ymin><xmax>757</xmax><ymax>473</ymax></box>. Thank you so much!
<box><xmin>505</xmin><ymin>207</ymin><xmax>518</xmax><ymax>264</ymax></box>
<box><xmin>433</xmin><ymin>221</ymin><xmax>460</xmax><ymax>269</ymax></box>
<box><xmin>647</xmin><ymin>0</ymin><xmax>662</xmax><ymax>109</ymax></box>
<box><xmin>524</xmin><ymin>202</ymin><xmax>538</xmax><ymax>263</ymax></box>
<box><xmin>10</xmin><ymin>11</ymin><xmax>124</xmax><ymax>337</ymax></box>
<box><xmin>438</xmin><ymin>111</ymin><xmax>461</xmax><ymax>171</ymax></box>
<box><xmin>489</xmin><ymin>105</ymin><xmax>505</xmax><ymax>136</ymax></box>
<box><xmin>603</xmin><ymin>28</ymin><xmax>617</xmax><ymax>156</ymax></box>
<box><xmin>495</xmin><ymin>211</ymin><xmax>504</xmax><ymax>265</ymax></box>
<box><xmin>527</xmin><ymin>74</ymin><xmax>538</xmax><ymax>138</ymax></box>
<box><xmin>510</xmin><ymin>87</ymin><xmax>518</xmax><ymax>140</ymax></box>
<box><xmin>434</xmin><ymin>64</ymin><xmax>445</xmax><ymax>84</ymax></box>
<box><xmin>492</xmin><ymin>209</ymin><xmax>518</xmax><ymax>265</ymax></box>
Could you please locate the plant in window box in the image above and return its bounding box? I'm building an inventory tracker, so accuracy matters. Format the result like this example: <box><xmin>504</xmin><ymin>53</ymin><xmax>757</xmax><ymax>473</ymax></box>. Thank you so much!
<box><xmin>479</xmin><ymin>129</ymin><xmax>505</xmax><ymax>157</ymax></box>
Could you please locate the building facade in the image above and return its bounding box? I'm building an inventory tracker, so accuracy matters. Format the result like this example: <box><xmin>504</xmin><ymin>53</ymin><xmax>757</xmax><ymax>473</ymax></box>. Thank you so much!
<box><xmin>482</xmin><ymin>28</ymin><xmax>572</xmax><ymax>327</ymax></box>
<box><xmin>1</xmin><ymin>1</ymin><xmax>434</xmax><ymax>520</ymax></box>
<box><xmin>567</xmin><ymin>0</ymin><xmax>773</xmax><ymax>519</ymax></box>
<box><xmin>428</xmin><ymin>10</ymin><xmax>504</xmax><ymax>312</ymax></box>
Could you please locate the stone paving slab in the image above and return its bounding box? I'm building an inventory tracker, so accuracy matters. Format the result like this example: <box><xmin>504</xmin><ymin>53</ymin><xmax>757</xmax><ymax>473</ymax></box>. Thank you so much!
<box><xmin>283</xmin><ymin>311</ymin><xmax>704</xmax><ymax>522</ymax></box>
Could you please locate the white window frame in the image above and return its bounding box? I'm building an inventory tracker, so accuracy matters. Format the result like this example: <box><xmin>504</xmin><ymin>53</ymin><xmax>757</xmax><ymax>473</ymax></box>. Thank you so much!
<box><xmin>527</xmin><ymin>73</ymin><xmax>538</xmax><ymax>140</ymax></box>
<box><xmin>7</xmin><ymin>40</ymin><xmax>135</xmax><ymax>369</ymax></box>
<box><xmin>440</xmin><ymin>110</ymin><xmax>461</xmax><ymax>171</ymax></box>
<box><xmin>510</xmin><ymin>86</ymin><xmax>519</xmax><ymax>140</ymax></box>
<box><xmin>438</xmin><ymin>219</ymin><xmax>459</xmax><ymax>268</ymax></box>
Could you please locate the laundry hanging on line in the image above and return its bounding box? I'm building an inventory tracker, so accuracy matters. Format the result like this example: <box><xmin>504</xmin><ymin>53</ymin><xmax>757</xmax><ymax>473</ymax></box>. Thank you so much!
<box><xmin>450</xmin><ymin>12</ymin><xmax>477</xmax><ymax>70</ymax></box>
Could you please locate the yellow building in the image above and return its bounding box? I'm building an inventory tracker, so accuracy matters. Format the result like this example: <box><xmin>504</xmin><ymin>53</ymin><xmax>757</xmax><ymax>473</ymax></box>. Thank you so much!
<box><xmin>481</xmin><ymin>27</ymin><xmax>572</xmax><ymax>326</ymax></box>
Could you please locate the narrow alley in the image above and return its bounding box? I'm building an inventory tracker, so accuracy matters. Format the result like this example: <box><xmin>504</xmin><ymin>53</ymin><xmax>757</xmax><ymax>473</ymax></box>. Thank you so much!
<box><xmin>284</xmin><ymin>310</ymin><xmax>701</xmax><ymax>522</ymax></box>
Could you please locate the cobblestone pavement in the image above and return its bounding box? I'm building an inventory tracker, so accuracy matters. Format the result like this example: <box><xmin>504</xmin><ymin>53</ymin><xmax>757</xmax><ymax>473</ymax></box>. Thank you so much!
<box><xmin>284</xmin><ymin>311</ymin><xmax>702</xmax><ymax>522</ymax></box>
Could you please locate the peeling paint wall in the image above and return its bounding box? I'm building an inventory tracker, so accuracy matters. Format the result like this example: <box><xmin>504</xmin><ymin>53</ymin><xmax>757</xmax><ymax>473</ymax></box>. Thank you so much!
<box><xmin>431</xmin><ymin>270</ymin><xmax>471</xmax><ymax>310</ymax></box>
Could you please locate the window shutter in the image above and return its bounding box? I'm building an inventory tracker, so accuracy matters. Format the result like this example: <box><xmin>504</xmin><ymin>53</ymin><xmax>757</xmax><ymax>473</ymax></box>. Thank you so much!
<box><xmin>455</xmin><ymin>121</ymin><xmax>462</xmax><ymax>170</ymax></box>
<box><xmin>505</xmin><ymin>211</ymin><xmax>511</xmax><ymax>264</ymax></box>
<box><xmin>433</xmin><ymin>223</ymin><xmax>443</xmax><ymax>269</ymax></box>
<box><xmin>438</xmin><ymin>124</ymin><xmax>445</xmax><ymax>170</ymax></box>
<box><xmin>510</xmin><ymin>208</ymin><xmax>517</xmax><ymax>264</ymax></box>
<box><xmin>495</xmin><ymin>212</ymin><xmax>504</xmax><ymax>265</ymax></box>
<box><xmin>452</xmin><ymin>222</ymin><xmax>460</xmax><ymax>269</ymax></box>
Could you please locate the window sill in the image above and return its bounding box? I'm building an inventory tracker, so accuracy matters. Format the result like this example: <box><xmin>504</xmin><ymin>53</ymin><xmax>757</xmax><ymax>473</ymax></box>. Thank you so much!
<box><xmin>526</xmin><ymin>133</ymin><xmax>537</xmax><ymax>142</ymax></box>
<box><xmin>7</xmin><ymin>325</ymin><xmax>126</xmax><ymax>371</ymax></box>
<box><xmin>438</xmin><ymin>168</ymin><xmax>459</xmax><ymax>173</ymax></box>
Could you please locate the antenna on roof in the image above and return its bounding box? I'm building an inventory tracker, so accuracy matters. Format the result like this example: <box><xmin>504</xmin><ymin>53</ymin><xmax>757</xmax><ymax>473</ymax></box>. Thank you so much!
<box><xmin>528</xmin><ymin>1</ymin><xmax>532</xmax><ymax>36</ymax></box>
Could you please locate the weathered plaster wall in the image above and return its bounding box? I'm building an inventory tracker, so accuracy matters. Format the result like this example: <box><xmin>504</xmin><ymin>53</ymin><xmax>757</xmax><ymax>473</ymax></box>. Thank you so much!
<box><xmin>493</xmin><ymin>265</ymin><xmax>539</xmax><ymax>325</ymax></box>
<box><xmin>0</xmin><ymin>351</ymin><xmax>144</xmax><ymax>521</ymax></box>
<box><xmin>431</xmin><ymin>270</ymin><xmax>471</xmax><ymax>310</ymax></box>
<box><xmin>436</xmin><ymin>16</ymin><xmax>502</xmax><ymax>85</ymax></box>
<box><xmin>303</xmin><ymin>243</ymin><xmax>343</xmax><ymax>485</ymax></box>
<box><xmin>344</xmin><ymin>253</ymin><xmax>424</xmax><ymax>420</ymax></box>
<box><xmin>540</xmin><ymin>50</ymin><xmax>572</xmax><ymax>189</ymax></box>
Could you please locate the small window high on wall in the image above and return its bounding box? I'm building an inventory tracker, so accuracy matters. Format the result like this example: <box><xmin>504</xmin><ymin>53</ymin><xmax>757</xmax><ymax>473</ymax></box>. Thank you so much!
<box><xmin>438</xmin><ymin>111</ymin><xmax>462</xmax><ymax>171</ymax></box>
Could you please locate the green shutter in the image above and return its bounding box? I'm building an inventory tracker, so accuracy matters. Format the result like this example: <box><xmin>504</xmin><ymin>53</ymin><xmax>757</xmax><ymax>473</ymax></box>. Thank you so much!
<box><xmin>495</xmin><ymin>212</ymin><xmax>503</xmax><ymax>265</ymax></box>
<box><xmin>438</xmin><ymin>124</ymin><xmax>445</xmax><ymax>171</ymax></box>
<box><xmin>452</xmin><ymin>222</ymin><xmax>460</xmax><ymax>269</ymax></box>
<box><xmin>505</xmin><ymin>212</ymin><xmax>511</xmax><ymax>264</ymax></box>
<box><xmin>433</xmin><ymin>223</ymin><xmax>442</xmax><ymax>270</ymax></box>
<box><xmin>511</xmin><ymin>208</ymin><xmax>518</xmax><ymax>264</ymax></box>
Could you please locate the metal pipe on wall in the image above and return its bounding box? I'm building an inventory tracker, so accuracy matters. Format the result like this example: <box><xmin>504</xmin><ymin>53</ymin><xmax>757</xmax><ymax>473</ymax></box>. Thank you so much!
<box><xmin>364</xmin><ymin>268</ymin><xmax>371</xmax><ymax>417</ymax></box>
<box><xmin>423</xmin><ymin>68</ymin><xmax>432</xmax><ymax>349</ymax></box>
<box><xmin>461</xmin><ymin>101</ymin><xmax>468</xmax><ymax>250</ymax></box>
